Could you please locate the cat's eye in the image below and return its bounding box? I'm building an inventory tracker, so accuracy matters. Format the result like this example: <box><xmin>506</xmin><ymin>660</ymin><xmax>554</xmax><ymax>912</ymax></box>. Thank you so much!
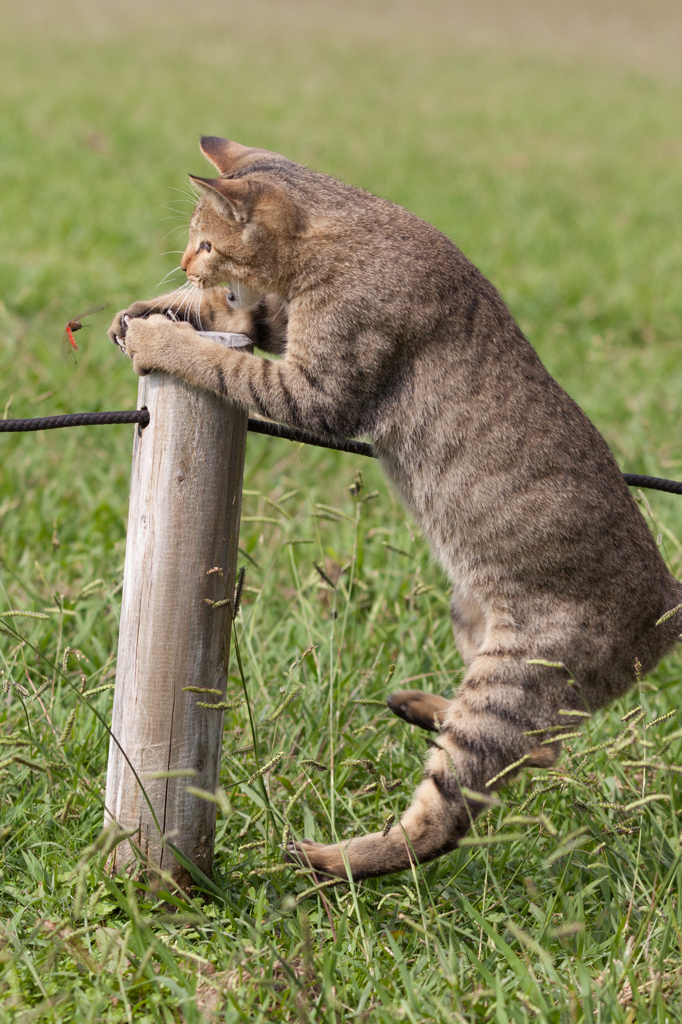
<box><xmin>197</xmin><ymin>241</ymin><xmax>212</xmax><ymax>254</ymax></box>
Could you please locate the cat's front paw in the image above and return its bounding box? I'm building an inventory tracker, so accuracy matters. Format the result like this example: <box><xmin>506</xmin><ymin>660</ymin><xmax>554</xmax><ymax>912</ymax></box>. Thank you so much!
<box><xmin>123</xmin><ymin>314</ymin><xmax>197</xmax><ymax>377</ymax></box>
<box><xmin>108</xmin><ymin>297</ymin><xmax>186</xmax><ymax>353</ymax></box>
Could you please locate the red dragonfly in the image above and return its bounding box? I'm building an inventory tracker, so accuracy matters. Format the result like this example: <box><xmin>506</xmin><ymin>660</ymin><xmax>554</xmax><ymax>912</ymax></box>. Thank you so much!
<box><xmin>61</xmin><ymin>304</ymin><xmax>107</xmax><ymax>359</ymax></box>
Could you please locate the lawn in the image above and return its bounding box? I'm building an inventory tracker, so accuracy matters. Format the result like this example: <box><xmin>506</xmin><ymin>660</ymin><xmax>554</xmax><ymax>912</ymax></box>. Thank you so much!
<box><xmin>1</xmin><ymin>3</ymin><xmax>682</xmax><ymax>1020</ymax></box>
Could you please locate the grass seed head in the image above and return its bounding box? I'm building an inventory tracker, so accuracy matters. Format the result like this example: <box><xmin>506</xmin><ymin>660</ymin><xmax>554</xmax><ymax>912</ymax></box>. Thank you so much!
<box><xmin>298</xmin><ymin>758</ymin><xmax>327</xmax><ymax>771</ymax></box>
<box><xmin>233</xmin><ymin>565</ymin><xmax>246</xmax><ymax>619</ymax></box>
<box><xmin>382</xmin><ymin>813</ymin><xmax>396</xmax><ymax>836</ymax></box>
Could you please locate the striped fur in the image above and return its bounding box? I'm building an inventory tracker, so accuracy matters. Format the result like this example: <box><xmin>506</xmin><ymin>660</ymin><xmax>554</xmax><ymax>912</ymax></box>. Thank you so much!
<box><xmin>109</xmin><ymin>137</ymin><xmax>682</xmax><ymax>881</ymax></box>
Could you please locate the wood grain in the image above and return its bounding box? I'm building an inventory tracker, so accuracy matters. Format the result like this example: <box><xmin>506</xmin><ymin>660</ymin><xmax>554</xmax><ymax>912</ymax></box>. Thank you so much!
<box><xmin>104</xmin><ymin>337</ymin><xmax>249</xmax><ymax>887</ymax></box>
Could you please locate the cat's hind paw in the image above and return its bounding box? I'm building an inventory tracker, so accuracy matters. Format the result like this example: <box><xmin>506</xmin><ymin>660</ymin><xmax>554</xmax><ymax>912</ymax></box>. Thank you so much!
<box><xmin>387</xmin><ymin>690</ymin><xmax>451</xmax><ymax>732</ymax></box>
<box><xmin>283</xmin><ymin>838</ymin><xmax>350</xmax><ymax>881</ymax></box>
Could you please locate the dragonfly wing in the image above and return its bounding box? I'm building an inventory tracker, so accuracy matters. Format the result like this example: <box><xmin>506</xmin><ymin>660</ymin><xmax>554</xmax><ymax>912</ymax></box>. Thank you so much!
<box><xmin>72</xmin><ymin>303</ymin><xmax>107</xmax><ymax>320</ymax></box>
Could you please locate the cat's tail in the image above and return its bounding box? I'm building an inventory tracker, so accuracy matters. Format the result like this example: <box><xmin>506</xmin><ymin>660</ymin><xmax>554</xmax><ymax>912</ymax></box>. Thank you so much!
<box><xmin>286</xmin><ymin>656</ymin><xmax>575</xmax><ymax>881</ymax></box>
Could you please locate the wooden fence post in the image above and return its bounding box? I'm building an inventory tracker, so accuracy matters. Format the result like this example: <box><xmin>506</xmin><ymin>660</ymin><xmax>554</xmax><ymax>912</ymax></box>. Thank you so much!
<box><xmin>104</xmin><ymin>332</ymin><xmax>250</xmax><ymax>888</ymax></box>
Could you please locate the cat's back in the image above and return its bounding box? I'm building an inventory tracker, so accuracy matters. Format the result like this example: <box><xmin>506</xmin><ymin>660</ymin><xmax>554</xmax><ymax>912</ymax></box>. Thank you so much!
<box><xmin>316</xmin><ymin>180</ymin><xmax>682</xmax><ymax>670</ymax></box>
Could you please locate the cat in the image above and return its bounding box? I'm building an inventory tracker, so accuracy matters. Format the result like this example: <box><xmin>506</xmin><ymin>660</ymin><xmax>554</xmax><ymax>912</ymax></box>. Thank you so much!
<box><xmin>109</xmin><ymin>135</ymin><xmax>682</xmax><ymax>881</ymax></box>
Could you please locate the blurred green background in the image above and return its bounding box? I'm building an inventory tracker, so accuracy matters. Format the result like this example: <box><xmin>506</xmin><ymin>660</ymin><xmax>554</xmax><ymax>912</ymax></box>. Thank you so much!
<box><xmin>3</xmin><ymin>0</ymin><xmax>682</xmax><ymax>580</ymax></box>
<box><xmin>2</xmin><ymin>3</ymin><xmax>682</xmax><ymax>1019</ymax></box>
<box><xmin>2</xmin><ymin>0</ymin><xmax>681</xmax><ymax>456</ymax></box>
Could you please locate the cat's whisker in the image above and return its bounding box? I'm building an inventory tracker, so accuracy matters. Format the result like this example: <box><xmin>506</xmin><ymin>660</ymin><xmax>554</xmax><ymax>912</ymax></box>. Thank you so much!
<box><xmin>171</xmin><ymin>284</ymin><xmax>197</xmax><ymax>322</ymax></box>
<box><xmin>169</xmin><ymin>184</ymin><xmax>201</xmax><ymax>206</ymax></box>
<box><xmin>154</xmin><ymin>266</ymin><xmax>184</xmax><ymax>290</ymax></box>
<box><xmin>195</xmin><ymin>287</ymin><xmax>205</xmax><ymax>332</ymax></box>
<box><xmin>170</xmin><ymin>184</ymin><xmax>200</xmax><ymax>198</ymax></box>
<box><xmin>187</xmin><ymin>286</ymin><xmax>198</xmax><ymax>326</ymax></box>
<box><xmin>177</xmin><ymin>284</ymin><xmax>195</xmax><ymax>310</ymax></box>
<box><xmin>184</xmin><ymin>288</ymin><xmax>197</xmax><ymax>323</ymax></box>
<box><xmin>161</xmin><ymin>207</ymin><xmax>192</xmax><ymax>224</ymax></box>
<box><xmin>151</xmin><ymin>270</ymin><xmax>186</xmax><ymax>294</ymax></box>
<box><xmin>186</xmin><ymin>288</ymin><xmax>201</xmax><ymax>327</ymax></box>
<box><xmin>143</xmin><ymin>282</ymin><xmax>191</xmax><ymax>318</ymax></box>
<box><xmin>161</xmin><ymin>206</ymin><xmax>192</xmax><ymax>217</ymax></box>
<box><xmin>162</xmin><ymin>226</ymin><xmax>193</xmax><ymax>243</ymax></box>
<box><xmin>164</xmin><ymin>293</ymin><xmax>185</xmax><ymax>321</ymax></box>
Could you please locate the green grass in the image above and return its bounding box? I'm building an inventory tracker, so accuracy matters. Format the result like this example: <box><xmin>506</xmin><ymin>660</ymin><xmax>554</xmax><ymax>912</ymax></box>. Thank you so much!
<box><xmin>2</xmin><ymin>9</ymin><xmax>682</xmax><ymax>1021</ymax></box>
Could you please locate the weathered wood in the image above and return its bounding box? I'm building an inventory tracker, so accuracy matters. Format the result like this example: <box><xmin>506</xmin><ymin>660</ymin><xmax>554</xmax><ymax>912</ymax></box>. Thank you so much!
<box><xmin>104</xmin><ymin>333</ymin><xmax>250</xmax><ymax>887</ymax></box>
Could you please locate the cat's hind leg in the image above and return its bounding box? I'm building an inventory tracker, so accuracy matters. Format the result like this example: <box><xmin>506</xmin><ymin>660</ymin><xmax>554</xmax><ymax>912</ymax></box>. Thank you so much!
<box><xmin>286</xmin><ymin>656</ymin><xmax>577</xmax><ymax>880</ymax></box>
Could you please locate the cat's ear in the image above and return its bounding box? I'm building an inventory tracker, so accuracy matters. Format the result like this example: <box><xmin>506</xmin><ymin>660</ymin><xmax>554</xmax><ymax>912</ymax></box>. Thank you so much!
<box><xmin>199</xmin><ymin>136</ymin><xmax>251</xmax><ymax>173</ymax></box>
<box><xmin>189</xmin><ymin>175</ymin><xmax>257</xmax><ymax>224</ymax></box>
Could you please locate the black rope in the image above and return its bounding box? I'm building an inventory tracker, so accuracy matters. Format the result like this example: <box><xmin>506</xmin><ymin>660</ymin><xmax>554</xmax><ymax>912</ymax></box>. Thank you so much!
<box><xmin>622</xmin><ymin>474</ymin><xmax>682</xmax><ymax>496</ymax></box>
<box><xmin>0</xmin><ymin>409</ymin><xmax>150</xmax><ymax>432</ymax></box>
<box><xmin>246</xmin><ymin>417</ymin><xmax>374</xmax><ymax>458</ymax></box>
<box><xmin>2</xmin><ymin>409</ymin><xmax>682</xmax><ymax>496</ymax></box>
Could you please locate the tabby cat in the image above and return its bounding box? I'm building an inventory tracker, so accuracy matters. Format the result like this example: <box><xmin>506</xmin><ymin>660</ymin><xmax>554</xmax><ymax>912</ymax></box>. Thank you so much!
<box><xmin>109</xmin><ymin>136</ymin><xmax>682</xmax><ymax>880</ymax></box>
